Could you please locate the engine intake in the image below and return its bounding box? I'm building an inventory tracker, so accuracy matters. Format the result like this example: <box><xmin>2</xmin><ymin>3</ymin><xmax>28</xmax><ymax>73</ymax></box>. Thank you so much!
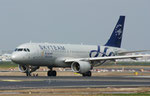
<box><xmin>18</xmin><ymin>65</ymin><xmax>28</xmax><ymax>73</ymax></box>
<box><xmin>71</xmin><ymin>61</ymin><xmax>91</xmax><ymax>74</ymax></box>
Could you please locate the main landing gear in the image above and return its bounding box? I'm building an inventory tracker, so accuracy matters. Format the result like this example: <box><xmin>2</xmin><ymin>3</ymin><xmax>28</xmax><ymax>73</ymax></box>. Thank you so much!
<box><xmin>82</xmin><ymin>71</ymin><xmax>91</xmax><ymax>77</ymax></box>
<box><xmin>47</xmin><ymin>67</ymin><xmax>57</xmax><ymax>76</ymax></box>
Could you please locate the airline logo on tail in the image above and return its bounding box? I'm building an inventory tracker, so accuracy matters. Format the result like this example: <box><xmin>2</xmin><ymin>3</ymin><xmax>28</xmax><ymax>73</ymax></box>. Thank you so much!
<box><xmin>115</xmin><ymin>24</ymin><xmax>122</xmax><ymax>39</ymax></box>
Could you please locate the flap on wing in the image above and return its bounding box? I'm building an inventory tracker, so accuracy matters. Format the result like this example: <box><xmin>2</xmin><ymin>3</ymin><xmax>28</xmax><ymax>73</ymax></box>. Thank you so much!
<box><xmin>88</xmin><ymin>55</ymin><xmax>149</xmax><ymax>61</ymax></box>
<box><xmin>65</xmin><ymin>55</ymin><xmax>150</xmax><ymax>63</ymax></box>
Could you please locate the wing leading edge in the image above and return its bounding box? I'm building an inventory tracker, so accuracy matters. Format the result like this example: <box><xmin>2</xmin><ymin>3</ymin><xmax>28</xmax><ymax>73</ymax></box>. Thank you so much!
<box><xmin>65</xmin><ymin>55</ymin><xmax>150</xmax><ymax>63</ymax></box>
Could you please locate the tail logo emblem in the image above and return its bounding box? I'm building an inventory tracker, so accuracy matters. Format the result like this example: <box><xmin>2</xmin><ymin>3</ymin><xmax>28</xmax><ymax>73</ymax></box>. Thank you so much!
<box><xmin>115</xmin><ymin>24</ymin><xmax>122</xmax><ymax>39</ymax></box>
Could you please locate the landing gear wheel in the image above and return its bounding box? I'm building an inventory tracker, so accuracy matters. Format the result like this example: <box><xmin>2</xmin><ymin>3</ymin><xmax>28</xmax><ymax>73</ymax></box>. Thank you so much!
<box><xmin>26</xmin><ymin>72</ymin><xmax>31</xmax><ymax>76</ymax></box>
<box><xmin>52</xmin><ymin>70</ymin><xmax>57</xmax><ymax>76</ymax></box>
<box><xmin>82</xmin><ymin>71</ymin><xmax>91</xmax><ymax>77</ymax></box>
<box><xmin>47</xmin><ymin>70</ymin><xmax>57</xmax><ymax>76</ymax></box>
<box><xmin>47</xmin><ymin>71</ymin><xmax>52</xmax><ymax>76</ymax></box>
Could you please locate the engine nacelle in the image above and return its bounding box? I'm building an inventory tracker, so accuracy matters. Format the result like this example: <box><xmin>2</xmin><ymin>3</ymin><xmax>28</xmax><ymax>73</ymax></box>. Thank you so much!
<box><xmin>18</xmin><ymin>65</ymin><xmax>39</xmax><ymax>73</ymax></box>
<box><xmin>30</xmin><ymin>66</ymin><xmax>40</xmax><ymax>72</ymax></box>
<box><xmin>18</xmin><ymin>65</ymin><xmax>28</xmax><ymax>73</ymax></box>
<box><xmin>71</xmin><ymin>61</ymin><xmax>91</xmax><ymax>74</ymax></box>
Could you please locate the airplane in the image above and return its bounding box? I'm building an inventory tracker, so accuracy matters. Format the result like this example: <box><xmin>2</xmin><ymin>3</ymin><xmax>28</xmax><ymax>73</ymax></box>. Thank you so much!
<box><xmin>11</xmin><ymin>16</ymin><xmax>150</xmax><ymax>77</ymax></box>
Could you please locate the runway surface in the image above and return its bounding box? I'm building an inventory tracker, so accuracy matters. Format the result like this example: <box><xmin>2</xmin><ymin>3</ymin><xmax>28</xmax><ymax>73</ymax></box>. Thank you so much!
<box><xmin>0</xmin><ymin>76</ymin><xmax>150</xmax><ymax>90</ymax></box>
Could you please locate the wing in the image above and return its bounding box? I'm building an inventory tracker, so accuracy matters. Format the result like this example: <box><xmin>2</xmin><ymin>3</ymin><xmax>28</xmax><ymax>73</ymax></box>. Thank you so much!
<box><xmin>118</xmin><ymin>50</ymin><xmax>150</xmax><ymax>55</ymax></box>
<box><xmin>65</xmin><ymin>54</ymin><xmax>150</xmax><ymax>63</ymax></box>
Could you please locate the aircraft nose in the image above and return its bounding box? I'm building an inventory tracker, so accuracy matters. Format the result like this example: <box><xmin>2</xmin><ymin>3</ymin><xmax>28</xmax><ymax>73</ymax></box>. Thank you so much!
<box><xmin>11</xmin><ymin>53</ymin><xmax>23</xmax><ymax>63</ymax></box>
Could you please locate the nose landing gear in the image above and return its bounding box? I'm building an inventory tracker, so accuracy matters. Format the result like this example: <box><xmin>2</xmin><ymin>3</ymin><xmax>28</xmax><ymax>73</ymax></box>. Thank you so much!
<box><xmin>25</xmin><ymin>65</ymin><xmax>31</xmax><ymax>76</ymax></box>
<box><xmin>26</xmin><ymin>69</ymin><xmax>31</xmax><ymax>76</ymax></box>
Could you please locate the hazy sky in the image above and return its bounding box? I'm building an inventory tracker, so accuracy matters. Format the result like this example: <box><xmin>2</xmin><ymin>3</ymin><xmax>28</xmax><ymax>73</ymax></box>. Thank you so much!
<box><xmin>0</xmin><ymin>0</ymin><xmax>150</xmax><ymax>50</ymax></box>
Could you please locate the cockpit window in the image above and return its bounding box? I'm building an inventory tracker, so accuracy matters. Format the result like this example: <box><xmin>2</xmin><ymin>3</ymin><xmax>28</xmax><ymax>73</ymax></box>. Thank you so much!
<box><xmin>27</xmin><ymin>48</ymin><xmax>30</xmax><ymax>52</ymax></box>
<box><xmin>18</xmin><ymin>48</ymin><xmax>23</xmax><ymax>51</ymax></box>
<box><xmin>15</xmin><ymin>48</ymin><xmax>30</xmax><ymax>52</ymax></box>
<box><xmin>15</xmin><ymin>48</ymin><xmax>18</xmax><ymax>51</ymax></box>
<box><xmin>24</xmin><ymin>49</ymin><xmax>27</xmax><ymax>52</ymax></box>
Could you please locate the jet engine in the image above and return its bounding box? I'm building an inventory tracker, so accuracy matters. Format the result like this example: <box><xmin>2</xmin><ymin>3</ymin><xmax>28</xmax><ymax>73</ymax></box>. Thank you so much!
<box><xmin>18</xmin><ymin>65</ymin><xmax>39</xmax><ymax>73</ymax></box>
<box><xmin>71</xmin><ymin>61</ymin><xmax>91</xmax><ymax>74</ymax></box>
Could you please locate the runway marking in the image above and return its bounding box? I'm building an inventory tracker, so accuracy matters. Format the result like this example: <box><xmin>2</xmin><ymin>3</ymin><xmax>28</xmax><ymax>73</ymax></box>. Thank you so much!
<box><xmin>125</xmin><ymin>76</ymin><xmax>150</xmax><ymax>78</ymax></box>
<box><xmin>1</xmin><ymin>80</ymin><xmax>22</xmax><ymax>82</ymax></box>
<box><xmin>45</xmin><ymin>78</ymin><xmax>150</xmax><ymax>83</ymax></box>
<box><xmin>0</xmin><ymin>79</ymin><xmax>44</xmax><ymax>82</ymax></box>
<box><xmin>74</xmin><ymin>73</ymin><xmax>81</xmax><ymax>75</ymax></box>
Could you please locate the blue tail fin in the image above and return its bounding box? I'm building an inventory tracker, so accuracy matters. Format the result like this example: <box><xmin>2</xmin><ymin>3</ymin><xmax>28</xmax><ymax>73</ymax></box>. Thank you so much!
<box><xmin>105</xmin><ymin>16</ymin><xmax>125</xmax><ymax>48</ymax></box>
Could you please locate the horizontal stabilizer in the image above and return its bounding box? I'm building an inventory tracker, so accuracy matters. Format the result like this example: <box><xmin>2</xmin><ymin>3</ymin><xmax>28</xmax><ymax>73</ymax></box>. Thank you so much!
<box><xmin>118</xmin><ymin>50</ymin><xmax>150</xmax><ymax>55</ymax></box>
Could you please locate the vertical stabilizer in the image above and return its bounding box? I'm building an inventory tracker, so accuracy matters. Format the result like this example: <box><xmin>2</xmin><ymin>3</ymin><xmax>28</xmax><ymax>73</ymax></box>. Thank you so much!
<box><xmin>105</xmin><ymin>16</ymin><xmax>125</xmax><ymax>48</ymax></box>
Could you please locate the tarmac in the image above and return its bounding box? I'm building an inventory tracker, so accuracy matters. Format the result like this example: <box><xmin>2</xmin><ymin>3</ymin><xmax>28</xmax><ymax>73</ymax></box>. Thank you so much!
<box><xmin>0</xmin><ymin>76</ymin><xmax>150</xmax><ymax>90</ymax></box>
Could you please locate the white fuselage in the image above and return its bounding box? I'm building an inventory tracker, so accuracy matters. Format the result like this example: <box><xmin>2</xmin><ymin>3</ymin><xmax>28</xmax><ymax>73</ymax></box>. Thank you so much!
<box><xmin>11</xmin><ymin>43</ymin><xmax>125</xmax><ymax>68</ymax></box>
